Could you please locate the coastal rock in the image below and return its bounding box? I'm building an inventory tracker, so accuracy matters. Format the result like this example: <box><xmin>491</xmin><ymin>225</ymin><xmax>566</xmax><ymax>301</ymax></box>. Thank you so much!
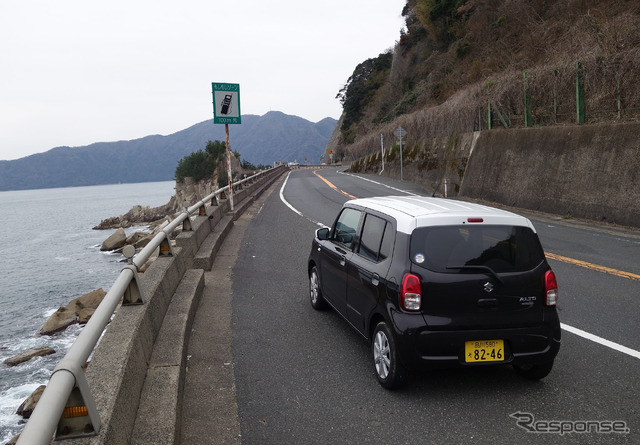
<box><xmin>4</xmin><ymin>348</ymin><xmax>55</xmax><ymax>367</ymax></box>
<box><xmin>94</xmin><ymin>216</ymin><xmax>120</xmax><ymax>229</ymax></box>
<box><xmin>93</xmin><ymin>203</ymin><xmax>176</xmax><ymax>230</ymax></box>
<box><xmin>101</xmin><ymin>227</ymin><xmax>127</xmax><ymax>251</ymax></box>
<box><xmin>40</xmin><ymin>288</ymin><xmax>106</xmax><ymax>335</ymax></box>
<box><xmin>16</xmin><ymin>385</ymin><xmax>46</xmax><ymax>419</ymax></box>
<box><xmin>69</xmin><ymin>288</ymin><xmax>106</xmax><ymax>312</ymax></box>
<box><xmin>39</xmin><ymin>307</ymin><xmax>76</xmax><ymax>335</ymax></box>
<box><xmin>125</xmin><ymin>231</ymin><xmax>153</xmax><ymax>250</ymax></box>
<box><xmin>78</xmin><ymin>308</ymin><xmax>95</xmax><ymax>324</ymax></box>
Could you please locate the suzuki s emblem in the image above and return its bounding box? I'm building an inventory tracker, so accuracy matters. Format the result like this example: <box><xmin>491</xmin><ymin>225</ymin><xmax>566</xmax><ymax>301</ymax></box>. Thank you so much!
<box><xmin>483</xmin><ymin>282</ymin><xmax>494</xmax><ymax>293</ymax></box>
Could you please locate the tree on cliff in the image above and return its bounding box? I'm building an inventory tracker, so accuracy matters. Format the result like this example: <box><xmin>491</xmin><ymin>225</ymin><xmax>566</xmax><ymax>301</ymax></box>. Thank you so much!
<box><xmin>175</xmin><ymin>140</ymin><xmax>268</xmax><ymax>189</ymax></box>
<box><xmin>175</xmin><ymin>140</ymin><xmax>227</xmax><ymax>183</ymax></box>
<box><xmin>336</xmin><ymin>51</ymin><xmax>393</xmax><ymax>143</ymax></box>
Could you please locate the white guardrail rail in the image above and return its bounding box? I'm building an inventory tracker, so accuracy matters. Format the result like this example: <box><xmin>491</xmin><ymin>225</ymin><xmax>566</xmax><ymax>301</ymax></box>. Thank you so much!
<box><xmin>16</xmin><ymin>168</ymin><xmax>277</xmax><ymax>444</ymax></box>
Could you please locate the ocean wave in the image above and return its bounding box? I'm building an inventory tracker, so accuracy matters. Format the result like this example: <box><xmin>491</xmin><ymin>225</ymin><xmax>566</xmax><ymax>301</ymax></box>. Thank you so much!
<box><xmin>0</xmin><ymin>381</ymin><xmax>44</xmax><ymax>442</ymax></box>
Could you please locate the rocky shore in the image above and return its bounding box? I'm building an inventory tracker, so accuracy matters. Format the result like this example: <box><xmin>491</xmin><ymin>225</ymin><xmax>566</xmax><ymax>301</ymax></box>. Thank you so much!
<box><xmin>4</xmin><ymin>287</ymin><xmax>110</xmax><ymax>444</ymax></box>
<box><xmin>6</xmin><ymin>175</ymin><xmax>237</xmax><ymax>444</ymax></box>
<box><xmin>3</xmin><ymin>288</ymin><xmax>108</xmax><ymax>369</ymax></box>
<box><xmin>93</xmin><ymin>177</ymin><xmax>216</xmax><ymax>230</ymax></box>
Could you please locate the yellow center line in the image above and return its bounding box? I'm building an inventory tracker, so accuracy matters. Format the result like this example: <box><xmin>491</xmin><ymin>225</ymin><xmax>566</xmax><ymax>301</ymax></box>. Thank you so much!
<box><xmin>545</xmin><ymin>252</ymin><xmax>640</xmax><ymax>282</ymax></box>
<box><xmin>313</xmin><ymin>170</ymin><xmax>357</xmax><ymax>200</ymax></box>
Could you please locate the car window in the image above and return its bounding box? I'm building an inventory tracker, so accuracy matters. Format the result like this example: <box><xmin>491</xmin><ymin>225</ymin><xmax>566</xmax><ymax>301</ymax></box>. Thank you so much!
<box><xmin>332</xmin><ymin>208</ymin><xmax>362</xmax><ymax>250</ymax></box>
<box><xmin>358</xmin><ymin>214</ymin><xmax>386</xmax><ymax>261</ymax></box>
<box><xmin>410</xmin><ymin>225</ymin><xmax>545</xmax><ymax>273</ymax></box>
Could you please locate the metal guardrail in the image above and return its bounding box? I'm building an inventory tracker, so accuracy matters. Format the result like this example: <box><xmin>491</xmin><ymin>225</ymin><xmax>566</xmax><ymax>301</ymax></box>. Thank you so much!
<box><xmin>16</xmin><ymin>167</ymin><xmax>282</xmax><ymax>444</ymax></box>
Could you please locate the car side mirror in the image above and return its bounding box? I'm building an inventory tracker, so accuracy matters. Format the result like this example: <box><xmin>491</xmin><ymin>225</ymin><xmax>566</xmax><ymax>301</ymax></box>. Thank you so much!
<box><xmin>316</xmin><ymin>227</ymin><xmax>330</xmax><ymax>240</ymax></box>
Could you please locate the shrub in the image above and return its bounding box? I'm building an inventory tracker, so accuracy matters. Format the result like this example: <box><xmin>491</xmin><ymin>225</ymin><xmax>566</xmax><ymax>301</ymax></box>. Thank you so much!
<box><xmin>175</xmin><ymin>140</ymin><xmax>227</xmax><ymax>183</ymax></box>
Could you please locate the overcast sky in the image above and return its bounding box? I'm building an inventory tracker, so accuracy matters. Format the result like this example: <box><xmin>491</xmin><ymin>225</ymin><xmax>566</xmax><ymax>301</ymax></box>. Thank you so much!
<box><xmin>0</xmin><ymin>0</ymin><xmax>406</xmax><ymax>161</ymax></box>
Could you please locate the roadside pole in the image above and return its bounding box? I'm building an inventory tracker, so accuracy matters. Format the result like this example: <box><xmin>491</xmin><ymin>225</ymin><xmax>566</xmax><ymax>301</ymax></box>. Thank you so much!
<box><xmin>394</xmin><ymin>126</ymin><xmax>407</xmax><ymax>181</ymax></box>
<box><xmin>379</xmin><ymin>133</ymin><xmax>385</xmax><ymax>176</ymax></box>
<box><xmin>212</xmin><ymin>82</ymin><xmax>241</xmax><ymax>211</ymax></box>
<box><xmin>225</xmin><ymin>124</ymin><xmax>234</xmax><ymax>210</ymax></box>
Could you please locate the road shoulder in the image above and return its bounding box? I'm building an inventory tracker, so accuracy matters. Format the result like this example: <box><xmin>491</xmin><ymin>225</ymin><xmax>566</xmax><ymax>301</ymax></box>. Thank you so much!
<box><xmin>180</xmin><ymin>179</ymin><xmax>283</xmax><ymax>444</ymax></box>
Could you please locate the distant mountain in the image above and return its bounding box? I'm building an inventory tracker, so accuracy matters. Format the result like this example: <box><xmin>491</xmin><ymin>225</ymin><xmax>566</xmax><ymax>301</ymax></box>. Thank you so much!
<box><xmin>0</xmin><ymin>111</ymin><xmax>337</xmax><ymax>191</ymax></box>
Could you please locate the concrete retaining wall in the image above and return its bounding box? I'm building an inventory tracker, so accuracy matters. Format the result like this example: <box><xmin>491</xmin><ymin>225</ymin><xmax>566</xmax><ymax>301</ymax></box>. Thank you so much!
<box><xmin>352</xmin><ymin>121</ymin><xmax>640</xmax><ymax>227</ymax></box>
<box><xmin>459</xmin><ymin>122</ymin><xmax>640</xmax><ymax>226</ymax></box>
<box><xmin>68</xmin><ymin>166</ymin><xmax>286</xmax><ymax>444</ymax></box>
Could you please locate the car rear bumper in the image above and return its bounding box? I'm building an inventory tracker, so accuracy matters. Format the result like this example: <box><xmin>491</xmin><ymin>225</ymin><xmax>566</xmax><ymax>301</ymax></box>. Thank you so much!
<box><xmin>391</xmin><ymin>314</ymin><xmax>561</xmax><ymax>370</ymax></box>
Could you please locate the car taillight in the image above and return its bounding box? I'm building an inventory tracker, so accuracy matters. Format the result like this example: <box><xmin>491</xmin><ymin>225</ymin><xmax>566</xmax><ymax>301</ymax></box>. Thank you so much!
<box><xmin>401</xmin><ymin>273</ymin><xmax>422</xmax><ymax>312</ymax></box>
<box><xmin>544</xmin><ymin>270</ymin><xmax>558</xmax><ymax>306</ymax></box>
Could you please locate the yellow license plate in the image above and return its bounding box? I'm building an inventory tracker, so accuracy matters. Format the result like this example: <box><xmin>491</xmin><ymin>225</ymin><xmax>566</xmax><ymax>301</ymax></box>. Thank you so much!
<box><xmin>465</xmin><ymin>340</ymin><xmax>504</xmax><ymax>363</ymax></box>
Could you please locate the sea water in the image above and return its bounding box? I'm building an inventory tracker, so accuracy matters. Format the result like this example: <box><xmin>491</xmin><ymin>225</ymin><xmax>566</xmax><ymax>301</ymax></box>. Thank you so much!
<box><xmin>0</xmin><ymin>181</ymin><xmax>175</xmax><ymax>441</ymax></box>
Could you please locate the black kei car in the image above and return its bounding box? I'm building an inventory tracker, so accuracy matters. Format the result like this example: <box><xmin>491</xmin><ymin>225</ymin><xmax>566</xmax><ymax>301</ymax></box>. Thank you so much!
<box><xmin>307</xmin><ymin>196</ymin><xmax>561</xmax><ymax>389</ymax></box>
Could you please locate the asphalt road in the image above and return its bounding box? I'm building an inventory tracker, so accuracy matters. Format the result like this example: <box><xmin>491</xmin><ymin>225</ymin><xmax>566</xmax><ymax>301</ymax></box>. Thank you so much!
<box><xmin>231</xmin><ymin>168</ymin><xmax>640</xmax><ymax>444</ymax></box>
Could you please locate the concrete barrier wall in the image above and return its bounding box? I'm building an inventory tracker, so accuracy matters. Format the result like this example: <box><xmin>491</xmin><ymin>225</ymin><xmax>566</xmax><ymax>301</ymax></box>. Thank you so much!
<box><xmin>351</xmin><ymin>121</ymin><xmax>639</xmax><ymax>227</ymax></box>
<box><xmin>459</xmin><ymin>122</ymin><xmax>640</xmax><ymax>227</ymax></box>
<box><xmin>69</xmin><ymin>167</ymin><xmax>285</xmax><ymax>444</ymax></box>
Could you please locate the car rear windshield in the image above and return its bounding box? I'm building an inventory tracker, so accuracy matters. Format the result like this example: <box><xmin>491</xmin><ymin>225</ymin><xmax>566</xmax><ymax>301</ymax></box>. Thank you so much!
<box><xmin>410</xmin><ymin>225</ymin><xmax>545</xmax><ymax>273</ymax></box>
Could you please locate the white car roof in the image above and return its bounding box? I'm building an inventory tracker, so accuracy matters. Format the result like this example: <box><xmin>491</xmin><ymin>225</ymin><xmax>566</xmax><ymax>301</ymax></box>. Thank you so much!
<box><xmin>345</xmin><ymin>196</ymin><xmax>536</xmax><ymax>234</ymax></box>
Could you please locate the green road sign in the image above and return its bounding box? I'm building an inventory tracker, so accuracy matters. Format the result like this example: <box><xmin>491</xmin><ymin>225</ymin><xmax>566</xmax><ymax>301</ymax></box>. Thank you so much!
<box><xmin>212</xmin><ymin>83</ymin><xmax>241</xmax><ymax>124</ymax></box>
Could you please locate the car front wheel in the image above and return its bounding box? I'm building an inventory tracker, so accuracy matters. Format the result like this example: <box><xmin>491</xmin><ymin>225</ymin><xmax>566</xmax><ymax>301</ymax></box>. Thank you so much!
<box><xmin>372</xmin><ymin>322</ymin><xmax>406</xmax><ymax>389</ymax></box>
<box><xmin>309</xmin><ymin>266</ymin><xmax>328</xmax><ymax>310</ymax></box>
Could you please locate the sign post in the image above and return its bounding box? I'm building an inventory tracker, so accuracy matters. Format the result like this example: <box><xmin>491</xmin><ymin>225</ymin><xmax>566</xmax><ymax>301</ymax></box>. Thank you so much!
<box><xmin>212</xmin><ymin>83</ymin><xmax>241</xmax><ymax>210</ymax></box>
<box><xmin>394</xmin><ymin>126</ymin><xmax>407</xmax><ymax>181</ymax></box>
<box><xmin>379</xmin><ymin>133</ymin><xmax>385</xmax><ymax>175</ymax></box>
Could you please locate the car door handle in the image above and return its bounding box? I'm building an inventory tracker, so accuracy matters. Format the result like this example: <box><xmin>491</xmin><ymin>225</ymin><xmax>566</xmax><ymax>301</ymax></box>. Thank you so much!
<box><xmin>371</xmin><ymin>273</ymin><xmax>380</xmax><ymax>287</ymax></box>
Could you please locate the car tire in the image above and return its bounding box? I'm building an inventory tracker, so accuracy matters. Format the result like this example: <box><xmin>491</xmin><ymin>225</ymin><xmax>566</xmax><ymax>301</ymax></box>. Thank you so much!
<box><xmin>513</xmin><ymin>361</ymin><xmax>554</xmax><ymax>380</ymax></box>
<box><xmin>309</xmin><ymin>266</ymin><xmax>328</xmax><ymax>310</ymax></box>
<box><xmin>372</xmin><ymin>322</ymin><xmax>407</xmax><ymax>389</ymax></box>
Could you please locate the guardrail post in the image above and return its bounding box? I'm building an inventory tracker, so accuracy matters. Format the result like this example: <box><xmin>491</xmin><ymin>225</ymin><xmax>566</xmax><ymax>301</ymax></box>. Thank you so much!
<box><xmin>121</xmin><ymin>265</ymin><xmax>145</xmax><ymax>305</ymax></box>
<box><xmin>159</xmin><ymin>237</ymin><xmax>173</xmax><ymax>256</ymax></box>
<box><xmin>181</xmin><ymin>205</ymin><xmax>194</xmax><ymax>231</ymax></box>
<box><xmin>53</xmin><ymin>367</ymin><xmax>100</xmax><ymax>440</ymax></box>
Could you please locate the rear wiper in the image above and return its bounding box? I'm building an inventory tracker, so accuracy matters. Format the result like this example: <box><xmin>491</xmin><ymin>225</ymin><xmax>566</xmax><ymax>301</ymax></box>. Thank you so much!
<box><xmin>446</xmin><ymin>265</ymin><xmax>503</xmax><ymax>284</ymax></box>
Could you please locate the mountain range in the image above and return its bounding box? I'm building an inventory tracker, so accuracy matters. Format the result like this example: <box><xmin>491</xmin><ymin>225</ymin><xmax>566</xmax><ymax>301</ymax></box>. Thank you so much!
<box><xmin>0</xmin><ymin>111</ymin><xmax>337</xmax><ymax>191</ymax></box>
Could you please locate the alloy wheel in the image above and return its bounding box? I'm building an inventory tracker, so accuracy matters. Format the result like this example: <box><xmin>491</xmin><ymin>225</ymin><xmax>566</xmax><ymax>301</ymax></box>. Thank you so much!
<box><xmin>373</xmin><ymin>330</ymin><xmax>391</xmax><ymax>379</ymax></box>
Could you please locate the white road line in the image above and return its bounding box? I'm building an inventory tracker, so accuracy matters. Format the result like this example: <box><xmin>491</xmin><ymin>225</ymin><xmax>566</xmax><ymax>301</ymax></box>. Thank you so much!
<box><xmin>279</xmin><ymin>171</ymin><xmax>326</xmax><ymax>227</ymax></box>
<box><xmin>561</xmin><ymin>323</ymin><xmax>640</xmax><ymax>360</ymax></box>
<box><xmin>338</xmin><ymin>171</ymin><xmax>421</xmax><ymax>196</ymax></box>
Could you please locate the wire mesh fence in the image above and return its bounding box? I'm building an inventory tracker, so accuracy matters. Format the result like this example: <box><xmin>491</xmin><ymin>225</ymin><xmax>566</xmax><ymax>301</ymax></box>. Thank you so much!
<box><xmin>342</xmin><ymin>49</ymin><xmax>640</xmax><ymax>162</ymax></box>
